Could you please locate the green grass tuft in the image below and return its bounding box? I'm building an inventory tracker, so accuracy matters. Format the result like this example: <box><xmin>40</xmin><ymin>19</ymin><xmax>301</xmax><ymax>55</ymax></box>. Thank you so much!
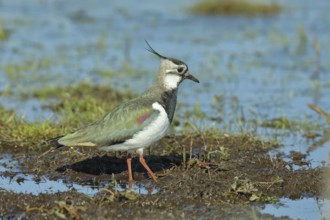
<box><xmin>0</xmin><ymin>23</ymin><xmax>9</xmax><ymax>41</ymax></box>
<box><xmin>189</xmin><ymin>0</ymin><xmax>282</xmax><ymax>16</ymax></box>
<box><xmin>0</xmin><ymin>105</ymin><xmax>62</xmax><ymax>149</ymax></box>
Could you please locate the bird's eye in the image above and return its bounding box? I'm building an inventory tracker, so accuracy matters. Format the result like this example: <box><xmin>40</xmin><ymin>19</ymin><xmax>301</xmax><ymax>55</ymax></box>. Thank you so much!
<box><xmin>177</xmin><ymin>67</ymin><xmax>184</xmax><ymax>73</ymax></box>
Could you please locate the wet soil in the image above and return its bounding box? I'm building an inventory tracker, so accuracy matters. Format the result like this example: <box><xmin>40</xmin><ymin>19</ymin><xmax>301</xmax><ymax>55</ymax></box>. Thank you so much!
<box><xmin>0</xmin><ymin>133</ymin><xmax>329</xmax><ymax>219</ymax></box>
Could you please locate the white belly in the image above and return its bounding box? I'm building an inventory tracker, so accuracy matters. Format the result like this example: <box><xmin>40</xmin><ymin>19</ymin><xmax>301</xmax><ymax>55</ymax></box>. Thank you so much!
<box><xmin>100</xmin><ymin>102</ymin><xmax>170</xmax><ymax>153</ymax></box>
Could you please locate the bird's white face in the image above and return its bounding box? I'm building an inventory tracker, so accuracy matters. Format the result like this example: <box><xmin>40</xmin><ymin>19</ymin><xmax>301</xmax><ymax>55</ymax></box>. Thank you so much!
<box><xmin>161</xmin><ymin>59</ymin><xmax>187</xmax><ymax>90</ymax></box>
<box><xmin>163</xmin><ymin>74</ymin><xmax>182</xmax><ymax>90</ymax></box>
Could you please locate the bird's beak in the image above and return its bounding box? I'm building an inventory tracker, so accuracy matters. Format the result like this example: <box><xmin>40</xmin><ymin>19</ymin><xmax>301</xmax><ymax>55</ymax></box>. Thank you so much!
<box><xmin>185</xmin><ymin>73</ymin><xmax>200</xmax><ymax>83</ymax></box>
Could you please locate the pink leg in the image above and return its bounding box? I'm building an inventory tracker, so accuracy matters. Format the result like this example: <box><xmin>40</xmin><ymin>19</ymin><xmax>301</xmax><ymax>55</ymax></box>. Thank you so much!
<box><xmin>127</xmin><ymin>154</ymin><xmax>133</xmax><ymax>188</ymax></box>
<box><xmin>139</xmin><ymin>155</ymin><xmax>158</xmax><ymax>181</ymax></box>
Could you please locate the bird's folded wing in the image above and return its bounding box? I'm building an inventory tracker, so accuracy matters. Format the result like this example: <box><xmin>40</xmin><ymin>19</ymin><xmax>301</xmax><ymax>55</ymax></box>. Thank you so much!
<box><xmin>57</xmin><ymin>104</ymin><xmax>160</xmax><ymax>147</ymax></box>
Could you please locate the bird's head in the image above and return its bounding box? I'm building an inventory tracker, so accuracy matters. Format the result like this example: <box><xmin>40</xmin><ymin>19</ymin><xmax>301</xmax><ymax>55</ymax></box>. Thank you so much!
<box><xmin>145</xmin><ymin>41</ymin><xmax>199</xmax><ymax>91</ymax></box>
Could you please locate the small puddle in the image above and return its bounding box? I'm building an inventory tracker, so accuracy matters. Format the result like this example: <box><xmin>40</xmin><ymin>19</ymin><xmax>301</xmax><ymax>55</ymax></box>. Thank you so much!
<box><xmin>261</xmin><ymin>197</ymin><xmax>330</xmax><ymax>220</ymax></box>
<box><xmin>265</xmin><ymin>129</ymin><xmax>330</xmax><ymax>170</ymax></box>
<box><xmin>0</xmin><ymin>154</ymin><xmax>159</xmax><ymax>196</ymax></box>
<box><xmin>0</xmin><ymin>154</ymin><xmax>21</xmax><ymax>173</ymax></box>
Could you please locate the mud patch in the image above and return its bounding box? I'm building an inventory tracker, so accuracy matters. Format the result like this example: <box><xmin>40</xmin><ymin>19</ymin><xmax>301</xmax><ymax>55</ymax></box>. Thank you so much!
<box><xmin>1</xmin><ymin>133</ymin><xmax>329</xmax><ymax>219</ymax></box>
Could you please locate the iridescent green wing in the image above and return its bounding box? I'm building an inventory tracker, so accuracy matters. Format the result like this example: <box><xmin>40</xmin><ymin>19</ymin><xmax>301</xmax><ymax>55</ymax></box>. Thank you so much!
<box><xmin>58</xmin><ymin>103</ymin><xmax>159</xmax><ymax>147</ymax></box>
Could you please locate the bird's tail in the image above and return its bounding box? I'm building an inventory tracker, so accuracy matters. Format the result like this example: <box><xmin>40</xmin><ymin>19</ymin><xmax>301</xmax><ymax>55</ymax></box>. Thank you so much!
<box><xmin>48</xmin><ymin>135</ymin><xmax>65</xmax><ymax>148</ymax></box>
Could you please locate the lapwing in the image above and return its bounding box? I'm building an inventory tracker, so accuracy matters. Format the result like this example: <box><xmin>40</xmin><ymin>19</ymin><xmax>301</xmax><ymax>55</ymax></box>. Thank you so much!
<box><xmin>52</xmin><ymin>41</ymin><xmax>199</xmax><ymax>185</ymax></box>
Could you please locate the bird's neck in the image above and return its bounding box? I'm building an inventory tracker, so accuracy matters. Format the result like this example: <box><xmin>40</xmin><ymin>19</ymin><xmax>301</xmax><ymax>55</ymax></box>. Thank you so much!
<box><xmin>160</xmin><ymin>89</ymin><xmax>178</xmax><ymax>122</ymax></box>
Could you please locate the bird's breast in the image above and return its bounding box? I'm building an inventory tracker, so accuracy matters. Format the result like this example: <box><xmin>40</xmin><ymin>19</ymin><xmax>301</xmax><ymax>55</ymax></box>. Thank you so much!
<box><xmin>127</xmin><ymin>102</ymin><xmax>170</xmax><ymax>147</ymax></box>
<box><xmin>102</xmin><ymin>102</ymin><xmax>170</xmax><ymax>152</ymax></box>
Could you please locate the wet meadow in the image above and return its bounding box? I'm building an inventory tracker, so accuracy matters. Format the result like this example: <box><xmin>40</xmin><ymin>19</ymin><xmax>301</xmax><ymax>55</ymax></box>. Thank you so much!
<box><xmin>0</xmin><ymin>0</ymin><xmax>330</xmax><ymax>219</ymax></box>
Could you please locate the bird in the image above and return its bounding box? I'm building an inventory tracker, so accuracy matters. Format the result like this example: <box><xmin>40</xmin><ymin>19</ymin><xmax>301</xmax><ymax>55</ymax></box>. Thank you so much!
<box><xmin>51</xmin><ymin>41</ymin><xmax>199</xmax><ymax>186</ymax></box>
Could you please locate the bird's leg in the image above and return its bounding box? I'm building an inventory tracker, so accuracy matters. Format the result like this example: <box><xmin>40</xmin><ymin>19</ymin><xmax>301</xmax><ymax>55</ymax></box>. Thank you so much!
<box><xmin>127</xmin><ymin>153</ymin><xmax>133</xmax><ymax>188</ymax></box>
<box><xmin>139</xmin><ymin>155</ymin><xmax>158</xmax><ymax>181</ymax></box>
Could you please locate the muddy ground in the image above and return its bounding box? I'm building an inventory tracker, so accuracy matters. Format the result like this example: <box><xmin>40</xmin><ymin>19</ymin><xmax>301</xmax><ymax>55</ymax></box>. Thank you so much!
<box><xmin>1</xmin><ymin>132</ymin><xmax>329</xmax><ymax>219</ymax></box>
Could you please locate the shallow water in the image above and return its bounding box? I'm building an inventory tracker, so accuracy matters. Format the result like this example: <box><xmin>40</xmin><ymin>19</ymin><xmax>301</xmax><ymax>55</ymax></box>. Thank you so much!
<box><xmin>0</xmin><ymin>0</ymin><xmax>330</xmax><ymax>218</ymax></box>
<box><xmin>261</xmin><ymin>197</ymin><xmax>330</xmax><ymax>220</ymax></box>
<box><xmin>0</xmin><ymin>154</ymin><xmax>158</xmax><ymax>195</ymax></box>
<box><xmin>0</xmin><ymin>174</ymin><xmax>157</xmax><ymax>195</ymax></box>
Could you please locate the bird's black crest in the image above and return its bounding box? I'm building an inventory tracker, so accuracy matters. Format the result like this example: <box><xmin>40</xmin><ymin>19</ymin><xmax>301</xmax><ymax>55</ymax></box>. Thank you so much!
<box><xmin>145</xmin><ymin>40</ymin><xmax>167</xmax><ymax>59</ymax></box>
<box><xmin>144</xmin><ymin>40</ymin><xmax>186</xmax><ymax>66</ymax></box>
